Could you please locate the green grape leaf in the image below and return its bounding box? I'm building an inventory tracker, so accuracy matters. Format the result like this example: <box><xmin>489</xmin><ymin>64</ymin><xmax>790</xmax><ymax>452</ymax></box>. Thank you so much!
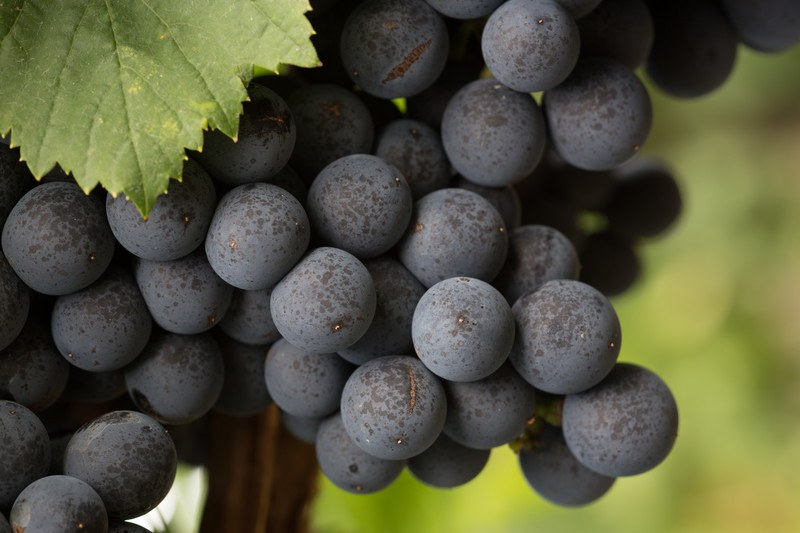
<box><xmin>0</xmin><ymin>0</ymin><xmax>319</xmax><ymax>216</ymax></box>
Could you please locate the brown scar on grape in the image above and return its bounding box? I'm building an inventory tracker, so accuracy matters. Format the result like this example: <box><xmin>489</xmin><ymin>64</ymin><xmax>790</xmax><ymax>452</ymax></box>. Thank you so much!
<box><xmin>408</xmin><ymin>366</ymin><xmax>417</xmax><ymax>415</ymax></box>
<box><xmin>323</xmin><ymin>102</ymin><xmax>342</xmax><ymax>118</ymax></box>
<box><xmin>383</xmin><ymin>39</ymin><xmax>433</xmax><ymax>84</ymax></box>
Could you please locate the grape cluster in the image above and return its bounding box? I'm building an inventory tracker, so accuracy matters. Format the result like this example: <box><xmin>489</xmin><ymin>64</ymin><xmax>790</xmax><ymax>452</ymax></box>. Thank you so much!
<box><xmin>2</xmin><ymin>0</ymin><xmax>799</xmax><ymax>528</ymax></box>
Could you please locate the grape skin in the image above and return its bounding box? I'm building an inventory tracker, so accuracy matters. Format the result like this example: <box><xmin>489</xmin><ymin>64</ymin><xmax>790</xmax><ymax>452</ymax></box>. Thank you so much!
<box><xmin>0</xmin><ymin>251</ymin><xmax>28</xmax><ymax>351</ymax></box>
<box><xmin>213</xmin><ymin>334</ymin><xmax>272</xmax><ymax>418</ymax></box>
<box><xmin>9</xmin><ymin>475</ymin><xmax>108</xmax><ymax>533</ymax></box>
<box><xmin>408</xmin><ymin>432</ymin><xmax>490</xmax><ymax>488</ymax></box>
<box><xmin>0</xmin><ymin>401</ymin><xmax>50</xmax><ymax>509</ymax></box>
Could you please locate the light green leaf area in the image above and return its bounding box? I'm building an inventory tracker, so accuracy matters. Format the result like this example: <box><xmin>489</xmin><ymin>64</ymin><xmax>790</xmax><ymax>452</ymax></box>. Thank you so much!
<box><xmin>0</xmin><ymin>0</ymin><xmax>319</xmax><ymax>216</ymax></box>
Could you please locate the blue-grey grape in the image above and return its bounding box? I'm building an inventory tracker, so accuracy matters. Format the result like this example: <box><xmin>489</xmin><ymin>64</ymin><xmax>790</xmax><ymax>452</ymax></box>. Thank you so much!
<box><xmin>455</xmin><ymin>177</ymin><xmax>522</xmax><ymax>233</ymax></box>
<box><xmin>554</xmin><ymin>0</ymin><xmax>601</xmax><ymax>18</ymax></box>
<box><xmin>63</xmin><ymin>410</ymin><xmax>177</xmax><ymax>520</ymax></box>
<box><xmin>316</xmin><ymin>412</ymin><xmax>405</xmax><ymax>494</ymax></box>
<box><xmin>398</xmin><ymin>188</ymin><xmax>509</xmax><ymax>288</ymax></box>
<box><xmin>413</xmin><ymin>277</ymin><xmax>514</xmax><ymax>382</ymax></box>
<box><xmin>218</xmin><ymin>288</ymin><xmax>281</xmax><ymax>346</ymax></box>
<box><xmin>441</xmin><ymin>80</ymin><xmax>546</xmax><ymax>187</ymax></box>
<box><xmin>720</xmin><ymin>0</ymin><xmax>800</xmax><ymax>53</ymax></box>
<box><xmin>407</xmin><ymin>432</ymin><xmax>490</xmax><ymax>488</ymax></box>
<box><xmin>340</xmin><ymin>0</ymin><xmax>449</xmax><ymax>99</ymax></box>
<box><xmin>519</xmin><ymin>424</ymin><xmax>615</xmax><ymax>506</ymax></box>
<box><xmin>1</xmin><ymin>181</ymin><xmax>115</xmax><ymax>295</ymax></box>
<box><xmin>482</xmin><ymin>0</ymin><xmax>580</xmax><ymax>93</ymax></box>
<box><xmin>280</xmin><ymin>410</ymin><xmax>324</xmax><ymax>445</ymax></box>
<box><xmin>442</xmin><ymin>362</ymin><xmax>536</xmax><ymax>450</ymax></box>
<box><xmin>105</xmin><ymin>158</ymin><xmax>216</xmax><ymax>262</ymax></box>
<box><xmin>124</xmin><ymin>332</ymin><xmax>224</xmax><ymax>425</ymax></box>
<box><xmin>205</xmin><ymin>182</ymin><xmax>310</xmax><ymax>291</ymax></box>
<box><xmin>338</xmin><ymin>257</ymin><xmax>426</xmax><ymax>366</ymax></box>
<box><xmin>135</xmin><ymin>250</ymin><xmax>234</xmax><ymax>335</ymax></box>
<box><xmin>213</xmin><ymin>334</ymin><xmax>272</xmax><ymax>417</ymax></box>
<box><xmin>510</xmin><ymin>279</ymin><xmax>621</xmax><ymax>394</ymax></box>
<box><xmin>9</xmin><ymin>475</ymin><xmax>108</xmax><ymax>533</ymax></box>
<box><xmin>306</xmin><ymin>154</ymin><xmax>413</xmax><ymax>258</ymax></box>
<box><xmin>265</xmin><ymin>338</ymin><xmax>354</xmax><ymax>418</ymax></box>
<box><xmin>270</xmin><ymin>247</ymin><xmax>376</xmax><ymax>354</ymax></box>
<box><xmin>562</xmin><ymin>363</ymin><xmax>679</xmax><ymax>477</ymax></box>
<box><xmin>423</xmin><ymin>0</ymin><xmax>504</xmax><ymax>19</ymax></box>
<box><xmin>340</xmin><ymin>355</ymin><xmax>446</xmax><ymax>460</ymax></box>
<box><xmin>374</xmin><ymin>119</ymin><xmax>451</xmax><ymax>199</ymax></box>
<box><xmin>0</xmin><ymin>251</ymin><xmax>28</xmax><ymax>351</ymax></box>
<box><xmin>51</xmin><ymin>267</ymin><xmax>152</xmax><ymax>372</ymax></box>
<box><xmin>0</xmin><ymin>401</ymin><xmax>50</xmax><ymax>509</ymax></box>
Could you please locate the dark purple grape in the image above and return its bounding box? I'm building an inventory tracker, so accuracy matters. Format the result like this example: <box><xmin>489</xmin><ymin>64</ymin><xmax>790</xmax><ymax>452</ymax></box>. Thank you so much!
<box><xmin>108</xmin><ymin>523</ymin><xmax>152</xmax><ymax>533</ymax></box>
<box><xmin>213</xmin><ymin>334</ymin><xmax>272</xmax><ymax>417</ymax></box>
<box><xmin>0</xmin><ymin>251</ymin><xmax>29</xmax><ymax>351</ymax></box>
<box><xmin>721</xmin><ymin>0</ymin><xmax>800</xmax><ymax>53</ymax></box>
<box><xmin>455</xmin><ymin>177</ymin><xmax>522</xmax><ymax>233</ymax></box>
<box><xmin>63</xmin><ymin>368</ymin><xmax>127</xmax><ymax>405</ymax></box>
<box><xmin>0</xmin><ymin>144</ymin><xmax>33</xmax><ymax>230</ymax></box>
<box><xmin>578</xmin><ymin>0</ymin><xmax>654</xmax><ymax>69</ymax></box>
<box><xmin>266</xmin><ymin>166</ymin><xmax>307</xmax><ymax>205</ymax></box>
<box><xmin>217</xmin><ymin>288</ymin><xmax>281</xmax><ymax>346</ymax></box>
<box><xmin>578</xmin><ymin>230</ymin><xmax>641</xmax><ymax>296</ymax></box>
<box><xmin>0</xmin><ymin>512</ymin><xmax>9</xmax><ymax>533</ymax></box>
<box><xmin>9</xmin><ymin>475</ymin><xmax>108</xmax><ymax>533</ymax></box>
<box><xmin>554</xmin><ymin>0</ymin><xmax>601</xmax><ymax>18</ymax></box>
<box><xmin>0</xmin><ymin>401</ymin><xmax>50</xmax><ymax>509</ymax></box>
<box><xmin>423</xmin><ymin>0</ymin><xmax>504</xmax><ymax>19</ymax></box>
<box><xmin>407</xmin><ymin>432</ymin><xmax>490</xmax><ymax>488</ymax></box>
<box><xmin>280</xmin><ymin>410</ymin><xmax>324</xmax><ymax>445</ymax></box>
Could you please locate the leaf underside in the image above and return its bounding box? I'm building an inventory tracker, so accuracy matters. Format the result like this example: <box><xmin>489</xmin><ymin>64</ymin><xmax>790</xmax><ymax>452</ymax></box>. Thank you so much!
<box><xmin>0</xmin><ymin>0</ymin><xmax>318</xmax><ymax>216</ymax></box>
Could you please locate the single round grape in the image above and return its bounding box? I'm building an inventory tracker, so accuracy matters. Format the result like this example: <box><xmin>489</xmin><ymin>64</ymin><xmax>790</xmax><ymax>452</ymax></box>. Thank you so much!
<box><xmin>306</xmin><ymin>154</ymin><xmax>413</xmax><ymax>258</ymax></box>
<box><xmin>441</xmin><ymin>80</ymin><xmax>546</xmax><ymax>187</ymax></box>
<box><xmin>562</xmin><ymin>363</ymin><xmax>679</xmax><ymax>477</ymax></box>
<box><xmin>63</xmin><ymin>410</ymin><xmax>177</xmax><ymax>520</ymax></box>
<box><xmin>135</xmin><ymin>249</ymin><xmax>234</xmax><ymax>335</ymax></box>
<box><xmin>125</xmin><ymin>332</ymin><xmax>224</xmax><ymax>425</ymax></box>
<box><xmin>205</xmin><ymin>182</ymin><xmax>310</xmax><ymax>291</ymax></box>
<box><xmin>9</xmin><ymin>475</ymin><xmax>108</xmax><ymax>533</ymax></box>
<box><xmin>213</xmin><ymin>334</ymin><xmax>272</xmax><ymax>417</ymax></box>
<box><xmin>287</xmin><ymin>84</ymin><xmax>374</xmax><ymax>182</ymax></box>
<box><xmin>398</xmin><ymin>188</ymin><xmax>509</xmax><ymax>287</ymax></box>
<box><xmin>413</xmin><ymin>277</ymin><xmax>514</xmax><ymax>382</ymax></box>
<box><xmin>423</xmin><ymin>0</ymin><xmax>504</xmax><ymax>19</ymax></box>
<box><xmin>407</xmin><ymin>432</ymin><xmax>490</xmax><ymax>488</ymax></box>
<box><xmin>0</xmin><ymin>401</ymin><xmax>50</xmax><ymax>509</ymax></box>
<box><xmin>218</xmin><ymin>288</ymin><xmax>281</xmax><ymax>346</ymax></box>
<box><xmin>106</xmin><ymin>158</ymin><xmax>216</xmax><ymax>262</ymax></box>
<box><xmin>51</xmin><ymin>267</ymin><xmax>152</xmax><ymax>372</ymax></box>
<box><xmin>195</xmin><ymin>84</ymin><xmax>295</xmax><ymax>185</ymax></box>
<box><xmin>1</xmin><ymin>181</ymin><xmax>115</xmax><ymax>295</ymax></box>
<box><xmin>442</xmin><ymin>362</ymin><xmax>536</xmax><ymax>449</ymax></box>
<box><xmin>493</xmin><ymin>225</ymin><xmax>580</xmax><ymax>305</ymax></box>
<box><xmin>270</xmin><ymin>247</ymin><xmax>376</xmax><ymax>354</ymax></box>
<box><xmin>510</xmin><ymin>279</ymin><xmax>621</xmax><ymax>394</ymax></box>
<box><xmin>338</xmin><ymin>257</ymin><xmax>426</xmax><ymax>366</ymax></box>
<box><xmin>519</xmin><ymin>424</ymin><xmax>615</xmax><ymax>506</ymax></box>
<box><xmin>578</xmin><ymin>0</ymin><xmax>654</xmax><ymax>69</ymax></box>
<box><xmin>340</xmin><ymin>355</ymin><xmax>446</xmax><ymax>460</ymax></box>
<box><xmin>544</xmin><ymin>57</ymin><xmax>652</xmax><ymax>171</ymax></box>
<box><xmin>483</xmin><ymin>0</ymin><xmax>580</xmax><ymax>93</ymax></box>
<box><xmin>455</xmin><ymin>177</ymin><xmax>522</xmax><ymax>233</ymax></box>
<box><xmin>375</xmin><ymin>119</ymin><xmax>451</xmax><ymax>199</ymax></box>
<box><xmin>579</xmin><ymin>230</ymin><xmax>640</xmax><ymax>296</ymax></box>
<box><xmin>0</xmin><ymin>319</ymin><xmax>69</xmax><ymax>412</ymax></box>
<box><xmin>280</xmin><ymin>410</ymin><xmax>324</xmax><ymax>445</ymax></box>
<box><xmin>265</xmin><ymin>338</ymin><xmax>354</xmax><ymax>418</ymax></box>
<box><xmin>63</xmin><ymin>367</ymin><xmax>127</xmax><ymax>404</ymax></box>
<box><xmin>0</xmin><ymin>251</ymin><xmax>29</xmax><ymax>351</ymax></box>
<box><xmin>340</xmin><ymin>0</ymin><xmax>449</xmax><ymax>99</ymax></box>
<box><xmin>316</xmin><ymin>413</ymin><xmax>405</xmax><ymax>494</ymax></box>
<box><xmin>720</xmin><ymin>0</ymin><xmax>800</xmax><ymax>53</ymax></box>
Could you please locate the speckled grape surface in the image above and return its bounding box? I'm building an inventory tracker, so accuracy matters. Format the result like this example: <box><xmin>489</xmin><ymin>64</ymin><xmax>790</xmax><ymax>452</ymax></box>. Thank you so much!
<box><xmin>51</xmin><ymin>267</ymin><xmax>152</xmax><ymax>372</ymax></box>
<box><xmin>482</xmin><ymin>0</ymin><xmax>580</xmax><ymax>93</ymax></box>
<box><xmin>442</xmin><ymin>362</ymin><xmax>536</xmax><ymax>449</ymax></box>
<box><xmin>270</xmin><ymin>247</ymin><xmax>376</xmax><ymax>354</ymax></box>
<box><xmin>0</xmin><ymin>319</ymin><xmax>69</xmax><ymax>412</ymax></box>
<box><xmin>407</xmin><ymin>432</ymin><xmax>490</xmax><ymax>488</ymax></box>
<box><xmin>562</xmin><ymin>363</ymin><xmax>679</xmax><ymax>477</ymax></box>
<box><xmin>135</xmin><ymin>250</ymin><xmax>234</xmax><ymax>335</ymax></box>
<box><xmin>213</xmin><ymin>334</ymin><xmax>271</xmax><ymax>417</ymax></box>
<box><xmin>306</xmin><ymin>154</ymin><xmax>413</xmax><ymax>258</ymax></box>
<box><xmin>493</xmin><ymin>225</ymin><xmax>580</xmax><ymax>305</ymax></box>
<box><xmin>0</xmin><ymin>252</ymin><xmax>28</xmax><ymax>351</ymax></box>
<box><xmin>397</xmin><ymin>188</ymin><xmax>509</xmax><ymax>288</ymax></box>
<box><xmin>544</xmin><ymin>57</ymin><xmax>652</xmax><ymax>171</ymax></box>
<box><xmin>0</xmin><ymin>401</ymin><xmax>50</xmax><ymax>509</ymax></box>
<box><xmin>9</xmin><ymin>475</ymin><xmax>108</xmax><ymax>533</ymax></box>
<box><xmin>510</xmin><ymin>279</ymin><xmax>621</xmax><ymax>394</ymax></box>
<box><xmin>205</xmin><ymin>182</ymin><xmax>310</xmax><ymax>291</ymax></box>
<box><xmin>124</xmin><ymin>332</ymin><xmax>224</xmax><ymax>425</ymax></box>
<box><xmin>265</xmin><ymin>338</ymin><xmax>353</xmax><ymax>418</ymax></box>
<box><xmin>375</xmin><ymin>119</ymin><xmax>451</xmax><ymax>199</ymax></box>
<box><xmin>441</xmin><ymin>80</ymin><xmax>546</xmax><ymax>187</ymax></box>
<box><xmin>340</xmin><ymin>0</ymin><xmax>449</xmax><ymax>99</ymax></box>
<box><xmin>195</xmin><ymin>85</ymin><xmax>295</xmax><ymax>185</ymax></box>
<box><xmin>413</xmin><ymin>277</ymin><xmax>514</xmax><ymax>382</ymax></box>
<box><xmin>218</xmin><ymin>287</ymin><xmax>281</xmax><ymax>346</ymax></box>
<box><xmin>106</xmin><ymin>158</ymin><xmax>216</xmax><ymax>262</ymax></box>
<box><xmin>316</xmin><ymin>412</ymin><xmax>405</xmax><ymax>494</ymax></box>
<box><xmin>338</xmin><ymin>257</ymin><xmax>425</xmax><ymax>366</ymax></box>
<box><xmin>287</xmin><ymin>84</ymin><xmax>374</xmax><ymax>182</ymax></box>
<box><xmin>63</xmin><ymin>410</ymin><xmax>177</xmax><ymax>520</ymax></box>
<box><xmin>423</xmin><ymin>0</ymin><xmax>504</xmax><ymax>19</ymax></box>
<box><xmin>519</xmin><ymin>424</ymin><xmax>616</xmax><ymax>507</ymax></box>
<box><xmin>1</xmin><ymin>181</ymin><xmax>115</xmax><ymax>295</ymax></box>
<box><xmin>455</xmin><ymin>177</ymin><xmax>522</xmax><ymax>232</ymax></box>
<box><xmin>340</xmin><ymin>355</ymin><xmax>446</xmax><ymax>460</ymax></box>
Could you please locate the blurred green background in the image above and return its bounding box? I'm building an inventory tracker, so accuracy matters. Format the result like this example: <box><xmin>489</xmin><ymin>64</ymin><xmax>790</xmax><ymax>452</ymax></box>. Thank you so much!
<box><xmin>309</xmin><ymin>46</ymin><xmax>800</xmax><ymax>533</ymax></box>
